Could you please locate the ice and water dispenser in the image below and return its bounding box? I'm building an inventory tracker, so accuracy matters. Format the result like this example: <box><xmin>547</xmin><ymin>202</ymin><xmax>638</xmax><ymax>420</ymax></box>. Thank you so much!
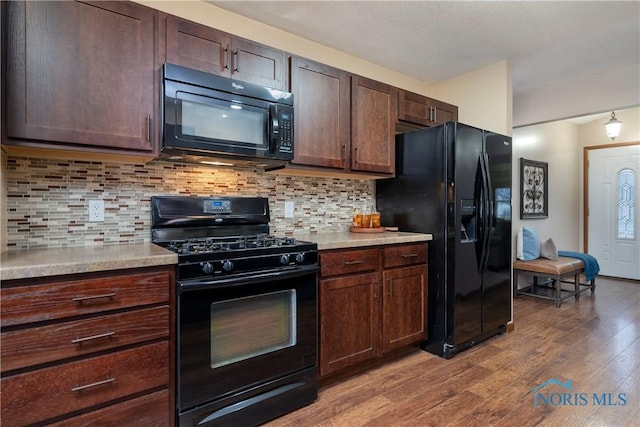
<box><xmin>460</xmin><ymin>199</ymin><xmax>476</xmax><ymax>243</ymax></box>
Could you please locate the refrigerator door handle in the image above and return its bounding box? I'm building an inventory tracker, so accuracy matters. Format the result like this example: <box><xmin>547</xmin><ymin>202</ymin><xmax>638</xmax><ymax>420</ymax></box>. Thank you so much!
<box><xmin>479</xmin><ymin>154</ymin><xmax>491</xmax><ymax>273</ymax></box>
<box><xmin>483</xmin><ymin>152</ymin><xmax>495</xmax><ymax>228</ymax></box>
<box><xmin>482</xmin><ymin>152</ymin><xmax>495</xmax><ymax>273</ymax></box>
<box><xmin>474</xmin><ymin>157</ymin><xmax>486</xmax><ymax>269</ymax></box>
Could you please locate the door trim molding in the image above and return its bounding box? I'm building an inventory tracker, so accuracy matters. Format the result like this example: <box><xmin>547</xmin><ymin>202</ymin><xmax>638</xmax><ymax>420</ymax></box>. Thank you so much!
<box><xmin>583</xmin><ymin>141</ymin><xmax>640</xmax><ymax>253</ymax></box>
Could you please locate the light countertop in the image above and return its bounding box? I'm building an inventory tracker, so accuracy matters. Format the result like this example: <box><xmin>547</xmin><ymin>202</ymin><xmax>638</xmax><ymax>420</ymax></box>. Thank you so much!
<box><xmin>1</xmin><ymin>232</ymin><xmax>432</xmax><ymax>281</ymax></box>
<box><xmin>1</xmin><ymin>243</ymin><xmax>177</xmax><ymax>281</ymax></box>
<box><xmin>291</xmin><ymin>231</ymin><xmax>432</xmax><ymax>251</ymax></box>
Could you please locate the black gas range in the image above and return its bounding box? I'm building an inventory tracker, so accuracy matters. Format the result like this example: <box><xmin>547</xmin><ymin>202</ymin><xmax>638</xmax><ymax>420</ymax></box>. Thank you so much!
<box><xmin>152</xmin><ymin>196</ymin><xmax>318</xmax><ymax>427</ymax></box>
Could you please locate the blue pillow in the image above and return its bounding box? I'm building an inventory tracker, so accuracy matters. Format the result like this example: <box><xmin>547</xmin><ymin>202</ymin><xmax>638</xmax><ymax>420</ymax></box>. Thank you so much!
<box><xmin>523</xmin><ymin>227</ymin><xmax>540</xmax><ymax>260</ymax></box>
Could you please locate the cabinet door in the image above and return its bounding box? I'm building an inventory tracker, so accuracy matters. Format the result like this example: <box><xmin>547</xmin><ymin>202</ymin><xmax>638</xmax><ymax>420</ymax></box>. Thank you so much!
<box><xmin>397</xmin><ymin>89</ymin><xmax>458</xmax><ymax>127</ymax></box>
<box><xmin>6</xmin><ymin>1</ymin><xmax>157</xmax><ymax>153</ymax></box>
<box><xmin>382</xmin><ymin>265</ymin><xmax>427</xmax><ymax>353</ymax></box>
<box><xmin>429</xmin><ymin>98</ymin><xmax>458</xmax><ymax>126</ymax></box>
<box><xmin>351</xmin><ymin>76</ymin><xmax>395</xmax><ymax>175</ymax></box>
<box><xmin>319</xmin><ymin>272</ymin><xmax>380</xmax><ymax>376</ymax></box>
<box><xmin>397</xmin><ymin>90</ymin><xmax>430</xmax><ymax>126</ymax></box>
<box><xmin>165</xmin><ymin>15</ymin><xmax>230</xmax><ymax>76</ymax></box>
<box><xmin>231</xmin><ymin>38</ymin><xmax>287</xmax><ymax>90</ymax></box>
<box><xmin>290</xmin><ymin>56</ymin><xmax>350</xmax><ymax>170</ymax></box>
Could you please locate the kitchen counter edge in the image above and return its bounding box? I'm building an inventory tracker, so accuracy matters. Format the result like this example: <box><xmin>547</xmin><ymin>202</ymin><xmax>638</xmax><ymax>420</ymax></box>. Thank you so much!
<box><xmin>1</xmin><ymin>243</ymin><xmax>178</xmax><ymax>281</ymax></box>
<box><xmin>291</xmin><ymin>231</ymin><xmax>432</xmax><ymax>251</ymax></box>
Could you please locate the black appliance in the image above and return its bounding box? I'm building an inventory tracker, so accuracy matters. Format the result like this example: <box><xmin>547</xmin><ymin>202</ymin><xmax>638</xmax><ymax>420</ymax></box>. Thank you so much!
<box><xmin>376</xmin><ymin>122</ymin><xmax>512</xmax><ymax>359</ymax></box>
<box><xmin>151</xmin><ymin>196</ymin><xmax>318</xmax><ymax>426</ymax></box>
<box><xmin>161</xmin><ymin>64</ymin><xmax>294</xmax><ymax>168</ymax></box>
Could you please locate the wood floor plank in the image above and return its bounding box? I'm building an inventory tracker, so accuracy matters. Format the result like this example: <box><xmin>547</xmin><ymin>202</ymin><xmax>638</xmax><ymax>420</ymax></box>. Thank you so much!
<box><xmin>264</xmin><ymin>277</ymin><xmax>639</xmax><ymax>427</ymax></box>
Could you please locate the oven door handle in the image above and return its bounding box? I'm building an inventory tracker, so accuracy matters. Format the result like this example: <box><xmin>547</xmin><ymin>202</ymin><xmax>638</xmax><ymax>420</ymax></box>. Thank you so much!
<box><xmin>178</xmin><ymin>264</ymin><xmax>319</xmax><ymax>292</ymax></box>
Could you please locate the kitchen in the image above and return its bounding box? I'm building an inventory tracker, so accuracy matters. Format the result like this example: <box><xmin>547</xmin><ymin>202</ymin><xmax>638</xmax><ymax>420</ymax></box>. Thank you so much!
<box><xmin>1</xmin><ymin>1</ymin><xmax>639</xmax><ymax>426</ymax></box>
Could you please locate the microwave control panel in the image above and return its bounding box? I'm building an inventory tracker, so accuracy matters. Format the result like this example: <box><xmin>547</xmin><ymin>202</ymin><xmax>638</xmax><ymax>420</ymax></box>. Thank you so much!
<box><xmin>276</xmin><ymin>106</ymin><xmax>293</xmax><ymax>154</ymax></box>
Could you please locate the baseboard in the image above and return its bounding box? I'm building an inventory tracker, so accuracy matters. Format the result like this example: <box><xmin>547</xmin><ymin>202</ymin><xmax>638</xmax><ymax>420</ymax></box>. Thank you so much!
<box><xmin>506</xmin><ymin>321</ymin><xmax>515</xmax><ymax>333</ymax></box>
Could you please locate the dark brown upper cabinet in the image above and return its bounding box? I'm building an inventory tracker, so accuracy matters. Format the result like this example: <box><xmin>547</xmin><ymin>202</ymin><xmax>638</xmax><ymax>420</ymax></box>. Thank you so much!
<box><xmin>4</xmin><ymin>1</ymin><xmax>158</xmax><ymax>156</ymax></box>
<box><xmin>289</xmin><ymin>56</ymin><xmax>351</xmax><ymax>170</ymax></box>
<box><xmin>289</xmin><ymin>56</ymin><xmax>395</xmax><ymax>177</ymax></box>
<box><xmin>165</xmin><ymin>16</ymin><xmax>287</xmax><ymax>90</ymax></box>
<box><xmin>397</xmin><ymin>89</ymin><xmax>458</xmax><ymax>128</ymax></box>
<box><xmin>351</xmin><ymin>76</ymin><xmax>396</xmax><ymax>175</ymax></box>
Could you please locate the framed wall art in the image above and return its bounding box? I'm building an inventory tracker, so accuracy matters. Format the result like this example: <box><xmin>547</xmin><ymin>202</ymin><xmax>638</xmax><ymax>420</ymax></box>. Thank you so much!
<box><xmin>520</xmin><ymin>158</ymin><xmax>548</xmax><ymax>219</ymax></box>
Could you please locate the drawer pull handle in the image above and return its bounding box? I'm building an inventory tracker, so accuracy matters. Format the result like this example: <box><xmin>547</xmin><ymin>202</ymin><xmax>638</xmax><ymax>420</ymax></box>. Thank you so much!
<box><xmin>388</xmin><ymin>278</ymin><xmax>393</xmax><ymax>297</ymax></box>
<box><xmin>344</xmin><ymin>260</ymin><xmax>364</xmax><ymax>266</ymax></box>
<box><xmin>374</xmin><ymin>280</ymin><xmax>379</xmax><ymax>298</ymax></box>
<box><xmin>402</xmin><ymin>253</ymin><xmax>419</xmax><ymax>258</ymax></box>
<box><xmin>71</xmin><ymin>378</ymin><xmax>115</xmax><ymax>392</ymax></box>
<box><xmin>72</xmin><ymin>331</ymin><xmax>115</xmax><ymax>344</ymax></box>
<box><xmin>72</xmin><ymin>293</ymin><xmax>116</xmax><ymax>303</ymax></box>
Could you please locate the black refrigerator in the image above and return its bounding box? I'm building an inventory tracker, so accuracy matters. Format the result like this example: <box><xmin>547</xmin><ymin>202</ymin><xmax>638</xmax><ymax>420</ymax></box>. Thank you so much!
<box><xmin>376</xmin><ymin>122</ymin><xmax>512</xmax><ymax>358</ymax></box>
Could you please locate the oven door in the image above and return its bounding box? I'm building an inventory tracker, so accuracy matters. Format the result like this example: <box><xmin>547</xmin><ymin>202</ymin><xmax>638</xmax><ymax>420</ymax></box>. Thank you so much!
<box><xmin>177</xmin><ymin>264</ymin><xmax>318</xmax><ymax>412</ymax></box>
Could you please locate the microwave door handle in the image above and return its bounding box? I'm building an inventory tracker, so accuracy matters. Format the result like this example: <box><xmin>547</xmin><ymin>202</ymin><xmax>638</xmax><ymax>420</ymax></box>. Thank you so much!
<box><xmin>269</xmin><ymin>104</ymin><xmax>279</xmax><ymax>153</ymax></box>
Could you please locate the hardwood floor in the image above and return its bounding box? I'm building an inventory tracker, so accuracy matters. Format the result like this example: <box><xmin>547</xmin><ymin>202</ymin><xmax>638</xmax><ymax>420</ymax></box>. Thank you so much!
<box><xmin>266</xmin><ymin>277</ymin><xmax>639</xmax><ymax>426</ymax></box>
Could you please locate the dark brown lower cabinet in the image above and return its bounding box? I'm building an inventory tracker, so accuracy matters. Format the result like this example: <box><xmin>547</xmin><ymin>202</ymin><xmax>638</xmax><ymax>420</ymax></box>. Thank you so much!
<box><xmin>318</xmin><ymin>243</ymin><xmax>428</xmax><ymax>378</ymax></box>
<box><xmin>0</xmin><ymin>266</ymin><xmax>175</xmax><ymax>426</ymax></box>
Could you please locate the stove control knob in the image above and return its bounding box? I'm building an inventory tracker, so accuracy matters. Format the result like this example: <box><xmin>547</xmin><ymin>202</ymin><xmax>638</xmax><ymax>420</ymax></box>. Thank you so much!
<box><xmin>201</xmin><ymin>262</ymin><xmax>214</xmax><ymax>274</ymax></box>
<box><xmin>222</xmin><ymin>260</ymin><xmax>234</xmax><ymax>272</ymax></box>
<box><xmin>295</xmin><ymin>253</ymin><xmax>305</xmax><ymax>263</ymax></box>
<box><xmin>280</xmin><ymin>254</ymin><xmax>290</xmax><ymax>265</ymax></box>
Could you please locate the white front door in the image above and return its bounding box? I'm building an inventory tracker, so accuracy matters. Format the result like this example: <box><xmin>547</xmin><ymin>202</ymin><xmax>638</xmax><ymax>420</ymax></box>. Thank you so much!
<box><xmin>587</xmin><ymin>144</ymin><xmax>640</xmax><ymax>280</ymax></box>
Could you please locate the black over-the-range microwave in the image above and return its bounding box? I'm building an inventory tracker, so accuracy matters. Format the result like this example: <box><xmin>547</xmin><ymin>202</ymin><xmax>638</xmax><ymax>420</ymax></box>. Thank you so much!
<box><xmin>160</xmin><ymin>63</ymin><xmax>294</xmax><ymax>168</ymax></box>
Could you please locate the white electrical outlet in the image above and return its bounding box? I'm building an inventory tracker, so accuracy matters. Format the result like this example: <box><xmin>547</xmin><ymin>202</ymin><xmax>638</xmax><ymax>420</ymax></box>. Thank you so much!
<box><xmin>284</xmin><ymin>201</ymin><xmax>294</xmax><ymax>218</ymax></box>
<box><xmin>89</xmin><ymin>200</ymin><xmax>105</xmax><ymax>222</ymax></box>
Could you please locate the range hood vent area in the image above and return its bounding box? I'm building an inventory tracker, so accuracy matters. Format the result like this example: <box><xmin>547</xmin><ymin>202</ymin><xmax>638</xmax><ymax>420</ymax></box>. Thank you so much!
<box><xmin>153</xmin><ymin>148</ymin><xmax>288</xmax><ymax>170</ymax></box>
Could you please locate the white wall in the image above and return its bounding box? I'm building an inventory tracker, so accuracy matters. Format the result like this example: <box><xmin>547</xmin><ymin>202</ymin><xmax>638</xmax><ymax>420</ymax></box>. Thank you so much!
<box><xmin>514</xmin><ymin>64</ymin><xmax>640</xmax><ymax>127</ymax></box>
<box><xmin>512</xmin><ymin>121</ymin><xmax>581</xmax><ymax>252</ymax></box>
<box><xmin>434</xmin><ymin>61</ymin><xmax>513</xmax><ymax>136</ymax></box>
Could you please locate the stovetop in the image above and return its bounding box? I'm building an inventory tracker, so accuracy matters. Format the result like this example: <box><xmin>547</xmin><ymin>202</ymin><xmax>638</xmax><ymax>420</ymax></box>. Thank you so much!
<box><xmin>151</xmin><ymin>196</ymin><xmax>318</xmax><ymax>281</ymax></box>
<box><xmin>165</xmin><ymin>234</ymin><xmax>303</xmax><ymax>256</ymax></box>
<box><xmin>163</xmin><ymin>236</ymin><xmax>318</xmax><ymax>281</ymax></box>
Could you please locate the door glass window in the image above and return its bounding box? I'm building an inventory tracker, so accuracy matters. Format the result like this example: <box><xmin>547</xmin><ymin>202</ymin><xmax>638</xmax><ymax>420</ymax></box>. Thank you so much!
<box><xmin>617</xmin><ymin>168</ymin><xmax>635</xmax><ymax>239</ymax></box>
<box><xmin>210</xmin><ymin>290</ymin><xmax>296</xmax><ymax>368</ymax></box>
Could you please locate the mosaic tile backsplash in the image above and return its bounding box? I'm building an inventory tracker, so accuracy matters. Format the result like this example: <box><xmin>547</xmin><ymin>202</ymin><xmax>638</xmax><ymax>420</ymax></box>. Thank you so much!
<box><xmin>5</xmin><ymin>157</ymin><xmax>374</xmax><ymax>249</ymax></box>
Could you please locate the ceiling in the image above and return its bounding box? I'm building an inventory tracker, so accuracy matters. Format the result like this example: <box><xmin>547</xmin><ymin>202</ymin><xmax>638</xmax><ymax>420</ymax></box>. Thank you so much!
<box><xmin>210</xmin><ymin>0</ymin><xmax>640</xmax><ymax>122</ymax></box>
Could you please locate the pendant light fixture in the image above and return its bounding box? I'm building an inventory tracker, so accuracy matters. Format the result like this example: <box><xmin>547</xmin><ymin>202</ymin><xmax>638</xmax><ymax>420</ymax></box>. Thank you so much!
<box><xmin>604</xmin><ymin>111</ymin><xmax>622</xmax><ymax>140</ymax></box>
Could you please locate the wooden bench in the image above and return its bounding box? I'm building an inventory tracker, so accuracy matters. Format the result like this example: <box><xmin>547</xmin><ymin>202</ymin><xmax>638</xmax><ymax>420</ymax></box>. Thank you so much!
<box><xmin>513</xmin><ymin>256</ymin><xmax>596</xmax><ymax>307</ymax></box>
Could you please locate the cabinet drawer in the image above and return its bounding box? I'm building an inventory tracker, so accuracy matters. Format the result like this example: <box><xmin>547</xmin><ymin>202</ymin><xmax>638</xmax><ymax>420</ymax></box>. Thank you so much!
<box><xmin>1</xmin><ymin>306</ymin><xmax>170</xmax><ymax>373</ymax></box>
<box><xmin>320</xmin><ymin>248</ymin><xmax>379</xmax><ymax>277</ymax></box>
<box><xmin>0</xmin><ymin>341</ymin><xmax>168</xmax><ymax>426</ymax></box>
<box><xmin>1</xmin><ymin>270</ymin><xmax>170</xmax><ymax>327</ymax></box>
<box><xmin>383</xmin><ymin>244</ymin><xmax>428</xmax><ymax>268</ymax></box>
<box><xmin>49</xmin><ymin>389</ymin><xmax>170</xmax><ymax>427</ymax></box>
